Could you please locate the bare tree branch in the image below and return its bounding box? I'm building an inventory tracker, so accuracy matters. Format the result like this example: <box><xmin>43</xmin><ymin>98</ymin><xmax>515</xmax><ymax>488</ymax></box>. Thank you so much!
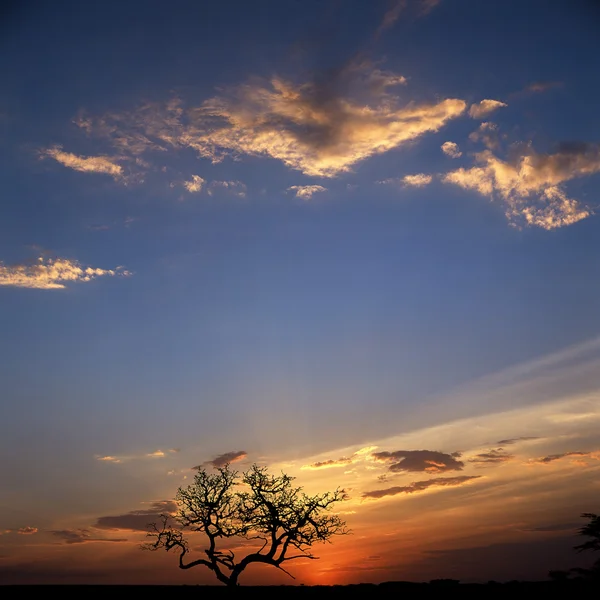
<box><xmin>143</xmin><ymin>462</ymin><xmax>349</xmax><ymax>586</ymax></box>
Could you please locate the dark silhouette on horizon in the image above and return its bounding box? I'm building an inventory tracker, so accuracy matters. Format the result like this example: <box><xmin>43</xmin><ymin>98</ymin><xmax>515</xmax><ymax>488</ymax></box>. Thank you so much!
<box><xmin>549</xmin><ymin>512</ymin><xmax>600</xmax><ymax>584</ymax></box>
<box><xmin>144</xmin><ymin>463</ymin><xmax>348</xmax><ymax>586</ymax></box>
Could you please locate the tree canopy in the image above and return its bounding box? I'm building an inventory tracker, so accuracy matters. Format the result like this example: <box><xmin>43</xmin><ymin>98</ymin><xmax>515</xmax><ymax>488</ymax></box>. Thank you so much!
<box><xmin>144</xmin><ymin>463</ymin><xmax>349</xmax><ymax>586</ymax></box>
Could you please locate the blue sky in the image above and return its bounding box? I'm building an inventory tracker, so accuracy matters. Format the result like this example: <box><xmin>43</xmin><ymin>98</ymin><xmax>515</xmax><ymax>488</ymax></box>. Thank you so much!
<box><xmin>1</xmin><ymin>0</ymin><xmax>600</xmax><ymax>585</ymax></box>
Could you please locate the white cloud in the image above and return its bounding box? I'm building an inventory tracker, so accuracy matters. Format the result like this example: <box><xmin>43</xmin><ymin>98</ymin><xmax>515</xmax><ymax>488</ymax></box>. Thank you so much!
<box><xmin>378</xmin><ymin>174</ymin><xmax>433</xmax><ymax>188</ymax></box>
<box><xmin>287</xmin><ymin>185</ymin><xmax>327</xmax><ymax>199</ymax></box>
<box><xmin>42</xmin><ymin>146</ymin><xmax>123</xmax><ymax>179</ymax></box>
<box><xmin>468</xmin><ymin>99</ymin><xmax>507</xmax><ymax>119</ymax></box>
<box><xmin>402</xmin><ymin>173</ymin><xmax>433</xmax><ymax>187</ymax></box>
<box><xmin>443</xmin><ymin>143</ymin><xmax>599</xmax><ymax>229</ymax></box>
<box><xmin>182</xmin><ymin>174</ymin><xmax>205</xmax><ymax>193</ymax></box>
<box><xmin>0</xmin><ymin>257</ymin><xmax>130</xmax><ymax>290</ymax></box>
<box><xmin>441</xmin><ymin>141</ymin><xmax>462</xmax><ymax>158</ymax></box>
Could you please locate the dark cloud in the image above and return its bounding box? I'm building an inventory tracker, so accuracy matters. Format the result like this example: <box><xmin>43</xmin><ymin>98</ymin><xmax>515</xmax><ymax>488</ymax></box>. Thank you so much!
<box><xmin>468</xmin><ymin>449</ymin><xmax>513</xmax><ymax>465</ymax></box>
<box><xmin>50</xmin><ymin>529</ymin><xmax>127</xmax><ymax>544</ymax></box>
<box><xmin>203</xmin><ymin>450</ymin><xmax>248</xmax><ymax>469</ymax></box>
<box><xmin>496</xmin><ymin>436</ymin><xmax>539</xmax><ymax>445</ymax></box>
<box><xmin>94</xmin><ymin>500</ymin><xmax>178</xmax><ymax>532</ymax></box>
<box><xmin>363</xmin><ymin>475</ymin><xmax>481</xmax><ymax>499</ymax></box>
<box><xmin>532</xmin><ymin>451</ymin><xmax>590</xmax><ymax>464</ymax></box>
<box><xmin>372</xmin><ymin>450</ymin><xmax>464</xmax><ymax>473</ymax></box>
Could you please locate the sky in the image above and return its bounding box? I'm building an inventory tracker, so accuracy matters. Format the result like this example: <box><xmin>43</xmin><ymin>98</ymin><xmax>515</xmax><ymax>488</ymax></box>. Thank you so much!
<box><xmin>1</xmin><ymin>0</ymin><xmax>600</xmax><ymax>586</ymax></box>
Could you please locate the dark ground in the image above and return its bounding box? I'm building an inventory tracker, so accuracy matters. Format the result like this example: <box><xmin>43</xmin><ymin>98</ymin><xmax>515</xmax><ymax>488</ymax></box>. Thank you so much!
<box><xmin>1</xmin><ymin>581</ymin><xmax>598</xmax><ymax>596</ymax></box>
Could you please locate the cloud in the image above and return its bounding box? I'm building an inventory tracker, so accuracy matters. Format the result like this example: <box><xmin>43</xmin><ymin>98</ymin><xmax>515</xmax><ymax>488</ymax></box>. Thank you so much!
<box><xmin>468</xmin><ymin>449</ymin><xmax>513</xmax><ymax>465</ymax></box>
<box><xmin>0</xmin><ymin>256</ymin><xmax>130</xmax><ymax>290</ymax></box>
<box><xmin>525</xmin><ymin>81</ymin><xmax>563</xmax><ymax>94</ymax></box>
<box><xmin>363</xmin><ymin>475</ymin><xmax>481</xmax><ymax>499</ymax></box>
<box><xmin>301</xmin><ymin>457</ymin><xmax>354</xmax><ymax>470</ymax></box>
<box><xmin>441</xmin><ymin>141</ymin><xmax>462</xmax><ymax>158</ymax></box>
<box><xmin>96</xmin><ymin>456</ymin><xmax>121</xmax><ymax>463</ymax></box>
<box><xmin>182</xmin><ymin>174</ymin><xmax>205</xmax><ymax>193</ymax></box>
<box><xmin>418</xmin><ymin>0</ymin><xmax>442</xmax><ymax>15</ymax></box>
<box><xmin>207</xmin><ymin>180</ymin><xmax>247</xmax><ymax>197</ymax></box>
<box><xmin>372</xmin><ymin>449</ymin><xmax>464</xmax><ymax>473</ymax></box>
<box><xmin>530</xmin><ymin>451</ymin><xmax>591</xmax><ymax>464</ymax></box>
<box><xmin>468</xmin><ymin>99</ymin><xmax>507</xmax><ymax>119</ymax></box>
<box><xmin>377</xmin><ymin>174</ymin><xmax>432</xmax><ymax>188</ymax></box>
<box><xmin>73</xmin><ymin>62</ymin><xmax>465</xmax><ymax>179</ymax></box>
<box><xmin>287</xmin><ymin>185</ymin><xmax>327</xmax><ymax>199</ymax></box>
<box><xmin>16</xmin><ymin>527</ymin><xmax>38</xmax><ymax>535</ymax></box>
<box><xmin>95</xmin><ymin>448</ymin><xmax>172</xmax><ymax>463</ymax></box>
<box><xmin>50</xmin><ymin>529</ymin><xmax>128</xmax><ymax>544</ymax></box>
<box><xmin>469</xmin><ymin>121</ymin><xmax>500</xmax><ymax>149</ymax></box>
<box><xmin>94</xmin><ymin>500</ymin><xmax>178</xmax><ymax>531</ymax></box>
<box><xmin>377</xmin><ymin>1</ymin><xmax>405</xmax><ymax>36</ymax></box>
<box><xmin>42</xmin><ymin>146</ymin><xmax>123</xmax><ymax>179</ymax></box>
<box><xmin>192</xmin><ymin>73</ymin><xmax>465</xmax><ymax>177</ymax></box>
<box><xmin>203</xmin><ymin>450</ymin><xmax>248</xmax><ymax>469</ymax></box>
<box><xmin>402</xmin><ymin>173</ymin><xmax>433</xmax><ymax>187</ymax></box>
<box><xmin>442</xmin><ymin>143</ymin><xmax>599</xmax><ymax>229</ymax></box>
<box><xmin>496</xmin><ymin>437</ymin><xmax>539</xmax><ymax>445</ymax></box>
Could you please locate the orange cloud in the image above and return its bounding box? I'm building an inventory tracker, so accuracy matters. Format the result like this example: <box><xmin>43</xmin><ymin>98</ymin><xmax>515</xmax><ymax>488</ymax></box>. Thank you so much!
<box><xmin>182</xmin><ymin>174</ymin><xmax>205</xmax><ymax>193</ymax></box>
<box><xmin>42</xmin><ymin>146</ymin><xmax>123</xmax><ymax>179</ymax></box>
<box><xmin>443</xmin><ymin>143</ymin><xmax>598</xmax><ymax>229</ymax></box>
<box><xmin>0</xmin><ymin>257</ymin><xmax>130</xmax><ymax>290</ymax></box>
<box><xmin>468</xmin><ymin>99</ymin><xmax>507</xmax><ymax>119</ymax></box>
<box><xmin>73</xmin><ymin>63</ymin><xmax>465</xmax><ymax>179</ymax></box>
<box><xmin>17</xmin><ymin>527</ymin><xmax>38</xmax><ymax>535</ymax></box>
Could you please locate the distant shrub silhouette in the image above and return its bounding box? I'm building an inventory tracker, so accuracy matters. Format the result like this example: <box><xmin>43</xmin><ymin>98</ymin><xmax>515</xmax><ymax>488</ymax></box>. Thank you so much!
<box><xmin>144</xmin><ymin>463</ymin><xmax>348</xmax><ymax>587</ymax></box>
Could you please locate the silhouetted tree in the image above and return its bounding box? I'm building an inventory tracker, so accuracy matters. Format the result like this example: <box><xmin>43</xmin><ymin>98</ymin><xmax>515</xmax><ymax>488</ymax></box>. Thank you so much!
<box><xmin>144</xmin><ymin>463</ymin><xmax>348</xmax><ymax>586</ymax></box>
<box><xmin>574</xmin><ymin>512</ymin><xmax>600</xmax><ymax>581</ymax></box>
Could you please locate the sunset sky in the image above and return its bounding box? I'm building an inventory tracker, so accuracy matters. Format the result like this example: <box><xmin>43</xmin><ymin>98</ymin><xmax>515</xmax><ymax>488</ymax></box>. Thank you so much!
<box><xmin>2</xmin><ymin>0</ymin><xmax>600</xmax><ymax>586</ymax></box>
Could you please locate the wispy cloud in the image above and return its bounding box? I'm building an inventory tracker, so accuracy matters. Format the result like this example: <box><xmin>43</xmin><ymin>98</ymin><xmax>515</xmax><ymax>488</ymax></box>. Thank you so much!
<box><xmin>301</xmin><ymin>457</ymin><xmax>354</xmax><ymax>470</ymax></box>
<box><xmin>287</xmin><ymin>184</ymin><xmax>327</xmax><ymax>199</ymax></box>
<box><xmin>443</xmin><ymin>142</ymin><xmax>599</xmax><ymax>229</ymax></box>
<box><xmin>468</xmin><ymin>99</ymin><xmax>507</xmax><ymax>119</ymax></box>
<box><xmin>468</xmin><ymin>449</ymin><xmax>513</xmax><ymax>465</ymax></box>
<box><xmin>525</xmin><ymin>81</ymin><xmax>563</xmax><ymax>94</ymax></box>
<box><xmin>70</xmin><ymin>62</ymin><xmax>465</xmax><ymax>179</ymax></box>
<box><xmin>42</xmin><ymin>146</ymin><xmax>123</xmax><ymax>179</ymax></box>
<box><xmin>363</xmin><ymin>475</ymin><xmax>481</xmax><ymax>499</ymax></box>
<box><xmin>496</xmin><ymin>437</ymin><xmax>539</xmax><ymax>445</ymax></box>
<box><xmin>182</xmin><ymin>174</ymin><xmax>205</xmax><ymax>193</ymax></box>
<box><xmin>0</xmin><ymin>257</ymin><xmax>130</xmax><ymax>290</ymax></box>
<box><xmin>207</xmin><ymin>180</ymin><xmax>247</xmax><ymax>197</ymax></box>
<box><xmin>529</xmin><ymin>451</ymin><xmax>592</xmax><ymax>465</ymax></box>
<box><xmin>441</xmin><ymin>141</ymin><xmax>462</xmax><ymax>158</ymax></box>
<box><xmin>95</xmin><ymin>448</ymin><xmax>176</xmax><ymax>463</ymax></box>
<box><xmin>50</xmin><ymin>529</ymin><xmax>127</xmax><ymax>544</ymax></box>
<box><xmin>94</xmin><ymin>500</ymin><xmax>178</xmax><ymax>531</ymax></box>
<box><xmin>372</xmin><ymin>449</ymin><xmax>464</xmax><ymax>473</ymax></box>
<box><xmin>377</xmin><ymin>174</ymin><xmax>432</xmax><ymax>188</ymax></box>
<box><xmin>201</xmin><ymin>450</ymin><xmax>248</xmax><ymax>469</ymax></box>
<box><xmin>469</xmin><ymin>121</ymin><xmax>500</xmax><ymax>149</ymax></box>
<box><xmin>402</xmin><ymin>173</ymin><xmax>433</xmax><ymax>187</ymax></box>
